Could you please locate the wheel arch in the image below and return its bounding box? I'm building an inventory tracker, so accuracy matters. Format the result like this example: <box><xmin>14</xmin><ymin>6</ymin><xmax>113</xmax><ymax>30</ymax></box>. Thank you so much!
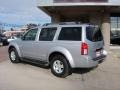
<box><xmin>48</xmin><ymin>47</ymin><xmax>75</xmax><ymax>68</ymax></box>
<box><xmin>8</xmin><ymin>44</ymin><xmax>22</xmax><ymax>57</ymax></box>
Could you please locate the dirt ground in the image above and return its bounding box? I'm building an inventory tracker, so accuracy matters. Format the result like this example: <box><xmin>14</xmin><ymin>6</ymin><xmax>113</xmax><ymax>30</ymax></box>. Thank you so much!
<box><xmin>0</xmin><ymin>46</ymin><xmax>120</xmax><ymax>90</ymax></box>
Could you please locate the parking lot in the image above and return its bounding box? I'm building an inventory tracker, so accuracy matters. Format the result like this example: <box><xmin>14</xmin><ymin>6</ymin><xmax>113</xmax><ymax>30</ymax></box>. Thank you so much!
<box><xmin>0</xmin><ymin>46</ymin><xmax>120</xmax><ymax>90</ymax></box>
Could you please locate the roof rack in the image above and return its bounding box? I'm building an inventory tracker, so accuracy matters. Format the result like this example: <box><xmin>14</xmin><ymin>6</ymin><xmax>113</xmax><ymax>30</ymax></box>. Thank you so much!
<box><xmin>42</xmin><ymin>22</ymin><xmax>97</xmax><ymax>27</ymax></box>
<box><xmin>42</xmin><ymin>22</ymin><xmax>82</xmax><ymax>26</ymax></box>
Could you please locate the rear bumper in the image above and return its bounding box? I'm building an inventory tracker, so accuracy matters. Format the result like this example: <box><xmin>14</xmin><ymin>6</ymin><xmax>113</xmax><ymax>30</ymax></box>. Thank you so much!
<box><xmin>93</xmin><ymin>55</ymin><xmax>106</xmax><ymax>61</ymax></box>
<box><xmin>86</xmin><ymin>55</ymin><xmax>107</xmax><ymax>68</ymax></box>
<box><xmin>71</xmin><ymin>50</ymin><xmax>107</xmax><ymax>68</ymax></box>
<box><xmin>73</xmin><ymin>55</ymin><xmax>107</xmax><ymax>68</ymax></box>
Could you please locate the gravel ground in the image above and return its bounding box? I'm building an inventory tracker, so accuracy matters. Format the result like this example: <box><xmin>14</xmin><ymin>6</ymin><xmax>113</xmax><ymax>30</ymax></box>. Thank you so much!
<box><xmin>0</xmin><ymin>46</ymin><xmax>120</xmax><ymax>90</ymax></box>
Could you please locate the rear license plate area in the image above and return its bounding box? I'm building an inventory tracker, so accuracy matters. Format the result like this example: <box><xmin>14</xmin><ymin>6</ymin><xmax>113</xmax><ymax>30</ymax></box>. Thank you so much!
<box><xmin>96</xmin><ymin>51</ymin><xmax>101</xmax><ymax>57</ymax></box>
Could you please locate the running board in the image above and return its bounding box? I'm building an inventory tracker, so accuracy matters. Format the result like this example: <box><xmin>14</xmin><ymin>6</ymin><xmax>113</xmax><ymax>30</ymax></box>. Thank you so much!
<box><xmin>21</xmin><ymin>58</ymin><xmax>49</xmax><ymax>67</ymax></box>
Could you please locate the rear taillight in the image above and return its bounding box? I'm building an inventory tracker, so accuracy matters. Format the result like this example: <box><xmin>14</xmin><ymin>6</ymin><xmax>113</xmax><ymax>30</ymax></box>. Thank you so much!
<box><xmin>81</xmin><ymin>42</ymin><xmax>88</xmax><ymax>55</ymax></box>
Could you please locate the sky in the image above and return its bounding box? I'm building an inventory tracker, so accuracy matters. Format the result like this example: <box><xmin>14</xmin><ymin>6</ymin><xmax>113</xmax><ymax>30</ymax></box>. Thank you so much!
<box><xmin>0</xmin><ymin>0</ymin><xmax>51</xmax><ymax>30</ymax></box>
<box><xmin>0</xmin><ymin>0</ymin><xmax>119</xmax><ymax>30</ymax></box>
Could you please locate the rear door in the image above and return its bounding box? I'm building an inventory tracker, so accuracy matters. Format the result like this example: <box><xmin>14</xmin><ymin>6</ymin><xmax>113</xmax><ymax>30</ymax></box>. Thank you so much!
<box><xmin>33</xmin><ymin>27</ymin><xmax>57</xmax><ymax>61</ymax></box>
<box><xmin>86</xmin><ymin>26</ymin><xmax>104</xmax><ymax>58</ymax></box>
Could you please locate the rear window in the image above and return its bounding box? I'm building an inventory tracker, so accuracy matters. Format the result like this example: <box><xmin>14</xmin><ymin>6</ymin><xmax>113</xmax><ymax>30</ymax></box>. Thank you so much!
<box><xmin>58</xmin><ymin>27</ymin><xmax>82</xmax><ymax>41</ymax></box>
<box><xmin>86</xmin><ymin>27</ymin><xmax>103</xmax><ymax>42</ymax></box>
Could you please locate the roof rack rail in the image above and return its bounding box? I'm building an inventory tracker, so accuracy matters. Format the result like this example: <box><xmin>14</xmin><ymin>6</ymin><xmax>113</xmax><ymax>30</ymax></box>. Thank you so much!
<box><xmin>59</xmin><ymin>22</ymin><xmax>81</xmax><ymax>25</ymax></box>
<box><xmin>42</xmin><ymin>23</ymin><xmax>51</xmax><ymax>26</ymax></box>
<box><xmin>42</xmin><ymin>22</ymin><xmax>97</xmax><ymax>27</ymax></box>
<box><xmin>42</xmin><ymin>22</ymin><xmax>82</xmax><ymax>26</ymax></box>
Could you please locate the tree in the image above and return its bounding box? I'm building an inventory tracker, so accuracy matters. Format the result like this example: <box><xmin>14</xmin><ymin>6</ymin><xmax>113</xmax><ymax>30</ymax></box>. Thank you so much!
<box><xmin>26</xmin><ymin>23</ymin><xmax>38</xmax><ymax>30</ymax></box>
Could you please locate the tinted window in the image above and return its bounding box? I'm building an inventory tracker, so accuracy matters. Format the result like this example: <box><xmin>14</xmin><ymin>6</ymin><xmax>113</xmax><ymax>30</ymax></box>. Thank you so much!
<box><xmin>86</xmin><ymin>27</ymin><xmax>103</xmax><ymax>42</ymax></box>
<box><xmin>58</xmin><ymin>27</ymin><xmax>82</xmax><ymax>41</ymax></box>
<box><xmin>23</xmin><ymin>28</ymin><xmax>38</xmax><ymax>41</ymax></box>
<box><xmin>39</xmin><ymin>27</ymin><xmax>57</xmax><ymax>41</ymax></box>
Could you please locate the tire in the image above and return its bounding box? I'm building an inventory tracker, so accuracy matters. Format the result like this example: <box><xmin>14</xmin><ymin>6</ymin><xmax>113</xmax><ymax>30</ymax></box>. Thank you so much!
<box><xmin>9</xmin><ymin>48</ymin><xmax>20</xmax><ymax>63</ymax></box>
<box><xmin>50</xmin><ymin>55</ymin><xmax>71</xmax><ymax>78</ymax></box>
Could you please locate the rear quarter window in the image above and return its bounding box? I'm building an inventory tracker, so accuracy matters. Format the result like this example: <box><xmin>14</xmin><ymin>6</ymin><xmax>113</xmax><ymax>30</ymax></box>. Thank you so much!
<box><xmin>58</xmin><ymin>27</ymin><xmax>82</xmax><ymax>41</ymax></box>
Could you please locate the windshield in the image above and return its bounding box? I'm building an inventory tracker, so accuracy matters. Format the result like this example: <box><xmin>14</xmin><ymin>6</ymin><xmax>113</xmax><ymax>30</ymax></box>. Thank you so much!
<box><xmin>86</xmin><ymin>26</ymin><xmax>103</xmax><ymax>42</ymax></box>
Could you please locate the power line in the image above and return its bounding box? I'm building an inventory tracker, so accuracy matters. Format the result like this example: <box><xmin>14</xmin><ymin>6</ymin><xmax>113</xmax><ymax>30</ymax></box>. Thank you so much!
<box><xmin>0</xmin><ymin>22</ymin><xmax>24</xmax><ymax>28</ymax></box>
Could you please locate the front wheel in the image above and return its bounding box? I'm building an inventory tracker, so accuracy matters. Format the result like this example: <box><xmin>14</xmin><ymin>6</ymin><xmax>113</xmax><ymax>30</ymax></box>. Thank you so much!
<box><xmin>50</xmin><ymin>55</ymin><xmax>71</xmax><ymax>78</ymax></box>
<box><xmin>9</xmin><ymin>48</ymin><xmax>20</xmax><ymax>63</ymax></box>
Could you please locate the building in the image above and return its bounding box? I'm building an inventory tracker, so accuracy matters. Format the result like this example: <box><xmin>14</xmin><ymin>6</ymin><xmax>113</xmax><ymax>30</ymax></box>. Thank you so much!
<box><xmin>37</xmin><ymin>0</ymin><xmax>120</xmax><ymax>50</ymax></box>
<box><xmin>3</xmin><ymin>30</ymin><xmax>24</xmax><ymax>37</ymax></box>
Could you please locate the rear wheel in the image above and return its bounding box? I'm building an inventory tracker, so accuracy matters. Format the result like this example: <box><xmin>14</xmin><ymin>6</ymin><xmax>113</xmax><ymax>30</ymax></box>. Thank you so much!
<box><xmin>50</xmin><ymin>55</ymin><xmax>71</xmax><ymax>78</ymax></box>
<box><xmin>9</xmin><ymin>48</ymin><xmax>20</xmax><ymax>63</ymax></box>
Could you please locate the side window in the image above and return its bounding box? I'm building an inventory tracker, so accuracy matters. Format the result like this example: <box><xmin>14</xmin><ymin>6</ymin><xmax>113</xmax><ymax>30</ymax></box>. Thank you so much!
<box><xmin>39</xmin><ymin>27</ymin><xmax>57</xmax><ymax>41</ymax></box>
<box><xmin>23</xmin><ymin>28</ymin><xmax>38</xmax><ymax>41</ymax></box>
<box><xmin>58</xmin><ymin>27</ymin><xmax>82</xmax><ymax>41</ymax></box>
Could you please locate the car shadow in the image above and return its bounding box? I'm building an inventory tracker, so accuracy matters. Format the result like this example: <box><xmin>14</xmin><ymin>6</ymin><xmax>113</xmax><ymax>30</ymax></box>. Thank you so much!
<box><xmin>21</xmin><ymin>60</ymin><xmax>98</xmax><ymax>75</ymax></box>
<box><xmin>72</xmin><ymin>66</ymin><xmax>98</xmax><ymax>74</ymax></box>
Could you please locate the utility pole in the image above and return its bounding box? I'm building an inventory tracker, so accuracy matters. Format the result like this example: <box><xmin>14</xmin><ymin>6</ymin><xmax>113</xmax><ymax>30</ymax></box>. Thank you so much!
<box><xmin>0</xmin><ymin>22</ymin><xmax>4</xmax><ymax>34</ymax></box>
<box><xmin>0</xmin><ymin>22</ymin><xmax>2</xmax><ymax>34</ymax></box>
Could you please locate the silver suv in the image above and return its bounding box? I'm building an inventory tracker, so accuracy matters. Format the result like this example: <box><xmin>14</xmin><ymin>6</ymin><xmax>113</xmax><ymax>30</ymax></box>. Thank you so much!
<box><xmin>8</xmin><ymin>23</ymin><xmax>107</xmax><ymax>77</ymax></box>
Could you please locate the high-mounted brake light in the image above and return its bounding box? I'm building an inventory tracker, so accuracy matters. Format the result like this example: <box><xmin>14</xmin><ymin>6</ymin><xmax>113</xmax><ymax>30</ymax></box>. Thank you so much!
<box><xmin>81</xmin><ymin>42</ymin><xmax>88</xmax><ymax>55</ymax></box>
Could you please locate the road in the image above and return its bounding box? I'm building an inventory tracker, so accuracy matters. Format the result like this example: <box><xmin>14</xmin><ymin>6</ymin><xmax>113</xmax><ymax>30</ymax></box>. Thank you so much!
<box><xmin>0</xmin><ymin>46</ymin><xmax>9</xmax><ymax>62</ymax></box>
<box><xmin>0</xmin><ymin>46</ymin><xmax>120</xmax><ymax>90</ymax></box>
